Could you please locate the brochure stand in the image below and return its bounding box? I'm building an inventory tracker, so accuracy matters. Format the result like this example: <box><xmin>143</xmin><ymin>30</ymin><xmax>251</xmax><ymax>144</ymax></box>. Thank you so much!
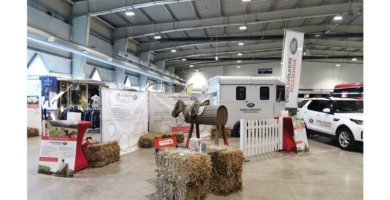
<box><xmin>74</xmin><ymin>121</ymin><xmax>91</xmax><ymax>172</ymax></box>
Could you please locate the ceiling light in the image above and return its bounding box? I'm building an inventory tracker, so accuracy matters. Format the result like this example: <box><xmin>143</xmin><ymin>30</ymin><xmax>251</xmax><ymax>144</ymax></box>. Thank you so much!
<box><xmin>239</xmin><ymin>25</ymin><xmax>247</xmax><ymax>30</ymax></box>
<box><xmin>108</xmin><ymin>58</ymin><xmax>113</xmax><ymax>62</ymax></box>
<box><xmin>171</xmin><ymin>49</ymin><xmax>177</xmax><ymax>53</ymax></box>
<box><xmin>352</xmin><ymin>58</ymin><xmax>357</xmax><ymax>61</ymax></box>
<box><xmin>315</xmin><ymin>34</ymin><xmax>320</xmax><ymax>37</ymax></box>
<box><xmin>333</xmin><ymin>15</ymin><xmax>343</xmax><ymax>21</ymax></box>
<box><xmin>215</xmin><ymin>56</ymin><xmax>219</xmax><ymax>61</ymax></box>
<box><xmin>154</xmin><ymin>35</ymin><xmax>162</xmax><ymax>40</ymax></box>
<box><xmin>125</xmin><ymin>11</ymin><xmax>135</xmax><ymax>16</ymax></box>
<box><xmin>47</xmin><ymin>36</ymin><xmax>55</xmax><ymax>42</ymax></box>
<box><xmin>195</xmin><ymin>69</ymin><xmax>199</xmax><ymax>72</ymax></box>
<box><xmin>182</xmin><ymin>58</ymin><xmax>187</xmax><ymax>62</ymax></box>
<box><xmin>189</xmin><ymin>65</ymin><xmax>194</xmax><ymax>68</ymax></box>
<box><xmin>236</xmin><ymin>65</ymin><xmax>241</xmax><ymax>69</ymax></box>
<box><xmin>237</xmin><ymin>53</ymin><xmax>243</xmax><ymax>56</ymax></box>
<box><xmin>82</xmin><ymin>50</ymin><xmax>88</xmax><ymax>54</ymax></box>
<box><xmin>336</xmin><ymin>64</ymin><xmax>341</xmax><ymax>67</ymax></box>
<box><xmin>237</xmin><ymin>60</ymin><xmax>242</xmax><ymax>63</ymax></box>
<box><xmin>238</xmin><ymin>42</ymin><xmax>245</xmax><ymax>46</ymax></box>
<box><xmin>242</xmin><ymin>0</ymin><xmax>252</xmax><ymax>2</ymax></box>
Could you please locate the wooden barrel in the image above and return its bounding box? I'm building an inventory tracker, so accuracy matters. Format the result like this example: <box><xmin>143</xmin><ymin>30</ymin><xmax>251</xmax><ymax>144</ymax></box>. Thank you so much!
<box><xmin>184</xmin><ymin>105</ymin><xmax>228</xmax><ymax>125</ymax></box>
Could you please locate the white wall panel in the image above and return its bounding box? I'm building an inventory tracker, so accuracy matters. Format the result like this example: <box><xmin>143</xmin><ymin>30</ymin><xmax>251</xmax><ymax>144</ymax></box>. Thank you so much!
<box><xmin>88</xmin><ymin>35</ymin><xmax>113</xmax><ymax>55</ymax></box>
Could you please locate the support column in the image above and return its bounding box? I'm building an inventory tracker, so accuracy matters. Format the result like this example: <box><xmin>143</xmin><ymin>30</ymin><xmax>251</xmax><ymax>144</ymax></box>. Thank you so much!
<box><xmin>71</xmin><ymin>16</ymin><xmax>90</xmax><ymax>79</ymax></box>
<box><xmin>167</xmin><ymin>83</ymin><xmax>173</xmax><ymax>93</ymax></box>
<box><xmin>138</xmin><ymin>75</ymin><xmax>147</xmax><ymax>91</ymax></box>
<box><xmin>156</xmin><ymin>80</ymin><xmax>163</xmax><ymax>92</ymax></box>
<box><xmin>115</xmin><ymin>68</ymin><xmax>125</xmax><ymax>84</ymax></box>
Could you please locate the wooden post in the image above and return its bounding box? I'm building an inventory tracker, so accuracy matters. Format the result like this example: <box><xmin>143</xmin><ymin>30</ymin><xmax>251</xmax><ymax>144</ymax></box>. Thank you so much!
<box><xmin>185</xmin><ymin>123</ymin><xmax>195</xmax><ymax>148</ymax></box>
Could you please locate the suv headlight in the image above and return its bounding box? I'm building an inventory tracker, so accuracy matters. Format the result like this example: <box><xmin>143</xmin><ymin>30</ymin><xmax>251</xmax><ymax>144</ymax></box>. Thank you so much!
<box><xmin>350</xmin><ymin>118</ymin><xmax>363</xmax><ymax>125</ymax></box>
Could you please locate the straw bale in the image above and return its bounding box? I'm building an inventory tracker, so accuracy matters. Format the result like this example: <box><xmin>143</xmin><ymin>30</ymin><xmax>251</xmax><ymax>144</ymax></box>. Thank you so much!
<box><xmin>138</xmin><ymin>132</ymin><xmax>160</xmax><ymax>148</ymax></box>
<box><xmin>210</xmin><ymin>126</ymin><xmax>231</xmax><ymax>139</ymax></box>
<box><xmin>27</xmin><ymin>127</ymin><xmax>39</xmax><ymax>137</ymax></box>
<box><xmin>155</xmin><ymin>149</ymin><xmax>211</xmax><ymax>200</ymax></box>
<box><xmin>207</xmin><ymin>148</ymin><xmax>244</xmax><ymax>195</ymax></box>
<box><xmin>85</xmin><ymin>140</ymin><xmax>120</xmax><ymax>168</ymax></box>
<box><xmin>160</xmin><ymin>132</ymin><xmax>185</xmax><ymax>143</ymax></box>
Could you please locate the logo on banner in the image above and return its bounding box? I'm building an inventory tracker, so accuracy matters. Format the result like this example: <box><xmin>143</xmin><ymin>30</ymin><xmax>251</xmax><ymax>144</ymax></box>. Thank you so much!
<box><xmin>247</xmin><ymin>103</ymin><xmax>255</xmax><ymax>108</ymax></box>
<box><xmin>290</xmin><ymin>38</ymin><xmax>298</xmax><ymax>54</ymax></box>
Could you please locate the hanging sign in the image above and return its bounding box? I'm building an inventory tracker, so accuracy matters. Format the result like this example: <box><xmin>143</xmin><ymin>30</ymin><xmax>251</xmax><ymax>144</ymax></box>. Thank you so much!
<box><xmin>281</xmin><ymin>29</ymin><xmax>304</xmax><ymax>108</ymax></box>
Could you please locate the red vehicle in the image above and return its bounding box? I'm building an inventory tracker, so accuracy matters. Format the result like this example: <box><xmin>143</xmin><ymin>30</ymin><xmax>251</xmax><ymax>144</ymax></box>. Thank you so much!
<box><xmin>333</xmin><ymin>82</ymin><xmax>363</xmax><ymax>99</ymax></box>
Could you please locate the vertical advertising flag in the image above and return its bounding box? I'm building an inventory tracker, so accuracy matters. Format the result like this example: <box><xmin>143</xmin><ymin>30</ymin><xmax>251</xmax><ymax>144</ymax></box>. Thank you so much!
<box><xmin>281</xmin><ymin>29</ymin><xmax>304</xmax><ymax>108</ymax></box>
<box><xmin>39</xmin><ymin>76</ymin><xmax>58</xmax><ymax>113</ymax></box>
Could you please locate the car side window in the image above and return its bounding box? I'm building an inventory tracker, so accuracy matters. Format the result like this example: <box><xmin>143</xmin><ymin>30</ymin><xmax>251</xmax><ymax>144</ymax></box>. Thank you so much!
<box><xmin>307</xmin><ymin>100</ymin><xmax>320</xmax><ymax>111</ymax></box>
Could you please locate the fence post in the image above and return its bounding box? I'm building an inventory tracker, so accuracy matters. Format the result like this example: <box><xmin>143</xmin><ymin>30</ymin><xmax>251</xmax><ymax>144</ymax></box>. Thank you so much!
<box><xmin>278</xmin><ymin>116</ymin><xmax>283</xmax><ymax>150</ymax></box>
<box><xmin>239</xmin><ymin>119</ymin><xmax>245</xmax><ymax>156</ymax></box>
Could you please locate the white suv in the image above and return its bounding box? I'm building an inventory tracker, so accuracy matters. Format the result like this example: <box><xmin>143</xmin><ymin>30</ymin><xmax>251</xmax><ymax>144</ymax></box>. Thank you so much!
<box><xmin>296</xmin><ymin>97</ymin><xmax>363</xmax><ymax>150</ymax></box>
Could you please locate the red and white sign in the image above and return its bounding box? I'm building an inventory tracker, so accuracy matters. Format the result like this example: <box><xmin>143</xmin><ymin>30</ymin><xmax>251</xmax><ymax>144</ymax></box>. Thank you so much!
<box><xmin>292</xmin><ymin>117</ymin><xmax>309</xmax><ymax>152</ymax></box>
<box><xmin>172</xmin><ymin>126</ymin><xmax>190</xmax><ymax>133</ymax></box>
<box><xmin>154</xmin><ymin>137</ymin><xmax>177</xmax><ymax>149</ymax></box>
<box><xmin>281</xmin><ymin>29</ymin><xmax>304</xmax><ymax>108</ymax></box>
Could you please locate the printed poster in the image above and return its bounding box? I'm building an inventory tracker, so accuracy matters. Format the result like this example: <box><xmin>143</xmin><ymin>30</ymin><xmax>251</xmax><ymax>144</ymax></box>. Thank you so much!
<box><xmin>101</xmin><ymin>88</ymin><xmax>148</xmax><ymax>155</ymax></box>
<box><xmin>38</xmin><ymin>120</ymin><xmax>78</xmax><ymax>177</ymax></box>
<box><xmin>39</xmin><ymin>76</ymin><xmax>59</xmax><ymax>118</ymax></box>
<box><xmin>292</xmin><ymin>117</ymin><xmax>309</xmax><ymax>152</ymax></box>
<box><xmin>148</xmin><ymin>93</ymin><xmax>210</xmax><ymax>135</ymax></box>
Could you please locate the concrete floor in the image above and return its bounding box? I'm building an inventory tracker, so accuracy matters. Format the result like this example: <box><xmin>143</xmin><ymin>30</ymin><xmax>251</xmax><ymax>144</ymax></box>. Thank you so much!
<box><xmin>28</xmin><ymin>135</ymin><xmax>363</xmax><ymax>200</ymax></box>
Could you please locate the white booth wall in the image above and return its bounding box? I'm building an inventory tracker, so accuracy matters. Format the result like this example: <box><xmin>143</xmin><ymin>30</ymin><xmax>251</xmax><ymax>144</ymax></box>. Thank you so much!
<box><xmin>184</xmin><ymin>62</ymin><xmax>363</xmax><ymax>91</ymax></box>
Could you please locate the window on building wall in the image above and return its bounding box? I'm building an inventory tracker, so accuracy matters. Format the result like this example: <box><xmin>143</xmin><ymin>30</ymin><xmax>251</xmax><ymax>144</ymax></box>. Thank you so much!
<box><xmin>91</xmin><ymin>68</ymin><xmax>101</xmax><ymax>81</ymax></box>
<box><xmin>27</xmin><ymin>54</ymin><xmax>49</xmax><ymax>76</ymax></box>
<box><xmin>276</xmin><ymin>85</ymin><xmax>285</xmax><ymax>102</ymax></box>
<box><xmin>260</xmin><ymin>87</ymin><xmax>270</xmax><ymax>100</ymax></box>
<box><xmin>236</xmin><ymin>86</ymin><xmax>246</xmax><ymax>100</ymax></box>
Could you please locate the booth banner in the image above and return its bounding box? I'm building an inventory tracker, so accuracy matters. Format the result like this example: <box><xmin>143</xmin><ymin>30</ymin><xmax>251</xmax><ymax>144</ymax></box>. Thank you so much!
<box><xmin>292</xmin><ymin>117</ymin><xmax>309</xmax><ymax>153</ymax></box>
<box><xmin>39</xmin><ymin>76</ymin><xmax>58</xmax><ymax>112</ymax></box>
<box><xmin>38</xmin><ymin>121</ymin><xmax>78</xmax><ymax>177</ymax></box>
<box><xmin>148</xmin><ymin>93</ymin><xmax>210</xmax><ymax>134</ymax></box>
<box><xmin>101</xmin><ymin>88</ymin><xmax>148</xmax><ymax>155</ymax></box>
<box><xmin>281</xmin><ymin>29</ymin><xmax>304</xmax><ymax>108</ymax></box>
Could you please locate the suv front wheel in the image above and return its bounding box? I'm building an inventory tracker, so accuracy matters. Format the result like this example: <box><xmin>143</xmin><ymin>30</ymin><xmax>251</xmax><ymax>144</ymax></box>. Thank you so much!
<box><xmin>336</xmin><ymin>128</ymin><xmax>355</xmax><ymax>151</ymax></box>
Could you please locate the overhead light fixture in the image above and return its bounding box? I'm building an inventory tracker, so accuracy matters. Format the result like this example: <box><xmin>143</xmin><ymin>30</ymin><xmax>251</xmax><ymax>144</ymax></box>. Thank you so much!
<box><xmin>242</xmin><ymin>0</ymin><xmax>252</xmax><ymax>2</ymax></box>
<box><xmin>189</xmin><ymin>64</ymin><xmax>194</xmax><ymax>68</ymax></box>
<box><xmin>336</xmin><ymin>64</ymin><xmax>341</xmax><ymax>67</ymax></box>
<box><xmin>239</xmin><ymin>25</ymin><xmax>247</xmax><ymax>30</ymax></box>
<box><xmin>238</xmin><ymin>42</ymin><xmax>245</xmax><ymax>46</ymax></box>
<box><xmin>82</xmin><ymin>50</ymin><xmax>88</xmax><ymax>54</ymax></box>
<box><xmin>154</xmin><ymin>35</ymin><xmax>162</xmax><ymax>40</ymax></box>
<box><xmin>108</xmin><ymin>58</ymin><xmax>113</xmax><ymax>62</ymax></box>
<box><xmin>215</xmin><ymin>56</ymin><xmax>219</xmax><ymax>61</ymax></box>
<box><xmin>182</xmin><ymin>58</ymin><xmax>187</xmax><ymax>62</ymax></box>
<box><xmin>352</xmin><ymin>58</ymin><xmax>357</xmax><ymax>61</ymax></box>
<box><xmin>47</xmin><ymin>36</ymin><xmax>55</xmax><ymax>42</ymax></box>
<box><xmin>125</xmin><ymin>11</ymin><xmax>135</xmax><ymax>16</ymax></box>
<box><xmin>237</xmin><ymin>60</ymin><xmax>242</xmax><ymax>63</ymax></box>
<box><xmin>333</xmin><ymin>15</ymin><xmax>343</xmax><ymax>21</ymax></box>
<box><xmin>236</xmin><ymin>65</ymin><xmax>241</xmax><ymax>69</ymax></box>
<box><xmin>237</xmin><ymin>53</ymin><xmax>243</xmax><ymax>56</ymax></box>
<box><xmin>171</xmin><ymin>49</ymin><xmax>177</xmax><ymax>53</ymax></box>
<box><xmin>315</xmin><ymin>34</ymin><xmax>320</xmax><ymax>37</ymax></box>
<box><xmin>195</xmin><ymin>69</ymin><xmax>199</xmax><ymax>72</ymax></box>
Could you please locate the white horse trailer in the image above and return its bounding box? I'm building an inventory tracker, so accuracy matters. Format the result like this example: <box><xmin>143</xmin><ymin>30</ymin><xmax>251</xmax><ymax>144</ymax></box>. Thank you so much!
<box><xmin>208</xmin><ymin>76</ymin><xmax>286</xmax><ymax>136</ymax></box>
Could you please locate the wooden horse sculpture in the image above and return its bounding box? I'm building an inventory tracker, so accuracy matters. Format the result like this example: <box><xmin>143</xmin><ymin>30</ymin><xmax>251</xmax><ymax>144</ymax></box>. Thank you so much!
<box><xmin>171</xmin><ymin>99</ymin><xmax>229</xmax><ymax>147</ymax></box>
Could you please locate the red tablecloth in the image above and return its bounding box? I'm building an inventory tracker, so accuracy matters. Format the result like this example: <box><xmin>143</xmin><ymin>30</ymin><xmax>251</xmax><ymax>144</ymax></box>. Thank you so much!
<box><xmin>74</xmin><ymin>121</ymin><xmax>91</xmax><ymax>172</ymax></box>
<box><xmin>282</xmin><ymin>117</ymin><xmax>297</xmax><ymax>152</ymax></box>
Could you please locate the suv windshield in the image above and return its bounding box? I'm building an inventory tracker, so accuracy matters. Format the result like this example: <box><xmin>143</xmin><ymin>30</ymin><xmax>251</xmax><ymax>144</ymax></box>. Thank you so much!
<box><xmin>333</xmin><ymin>100</ymin><xmax>363</xmax><ymax>113</ymax></box>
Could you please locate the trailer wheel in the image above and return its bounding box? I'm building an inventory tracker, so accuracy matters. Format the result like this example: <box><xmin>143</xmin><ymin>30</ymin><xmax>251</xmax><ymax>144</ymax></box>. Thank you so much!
<box><xmin>232</xmin><ymin>121</ymin><xmax>241</xmax><ymax>137</ymax></box>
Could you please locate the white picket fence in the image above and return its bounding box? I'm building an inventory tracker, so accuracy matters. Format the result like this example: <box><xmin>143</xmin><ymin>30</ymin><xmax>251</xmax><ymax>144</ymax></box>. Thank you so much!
<box><xmin>239</xmin><ymin>117</ymin><xmax>283</xmax><ymax>158</ymax></box>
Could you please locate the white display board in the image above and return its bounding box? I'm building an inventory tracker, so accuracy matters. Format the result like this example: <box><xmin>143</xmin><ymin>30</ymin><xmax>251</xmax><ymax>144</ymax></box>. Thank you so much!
<box><xmin>148</xmin><ymin>93</ymin><xmax>210</xmax><ymax>135</ymax></box>
<box><xmin>101</xmin><ymin>88</ymin><xmax>148</xmax><ymax>155</ymax></box>
<box><xmin>292</xmin><ymin>117</ymin><xmax>309</xmax><ymax>153</ymax></box>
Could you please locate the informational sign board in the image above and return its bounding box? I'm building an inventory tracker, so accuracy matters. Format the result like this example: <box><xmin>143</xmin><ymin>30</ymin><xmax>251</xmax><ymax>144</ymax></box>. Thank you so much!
<box><xmin>38</xmin><ymin>121</ymin><xmax>78</xmax><ymax>177</ymax></box>
<box><xmin>148</xmin><ymin>93</ymin><xmax>210</xmax><ymax>134</ymax></box>
<box><xmin>101</xmin><ymin>88</ymin><xmax>148</xmax><ymax>155</ymax></box>
<box><xmin>281</xmin><ymin>29</ymin><xmax>304</xmax><ymax>108</ymax></box>
<box><xmin>154</xmin><ymin>137</ymin><xmax>177</xmax><ymax>149</ymax></box>
<box><xmin>292</xmin><ymin>117</ymin><xmax>309</xmax><ymax>153</ymax></box>
<box><xmin>258</xmin><ymin>67</ymin><xmax>273</xmax><ymax>75</ymax></box>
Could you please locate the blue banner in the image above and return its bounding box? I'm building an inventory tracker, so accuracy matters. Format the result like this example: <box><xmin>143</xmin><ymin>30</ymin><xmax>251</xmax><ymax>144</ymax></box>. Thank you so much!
<box><xmin>40</xmin><ymin>76</ymin><xmax>58</xmax><ymax>115</ymax></box>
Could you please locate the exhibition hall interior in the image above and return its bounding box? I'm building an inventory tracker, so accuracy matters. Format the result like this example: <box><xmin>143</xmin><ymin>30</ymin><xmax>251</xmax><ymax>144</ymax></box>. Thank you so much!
<box><xmin>25</xmin><ymin>0</ymin><xmax>367</xmax><ymax>199</ymax></box>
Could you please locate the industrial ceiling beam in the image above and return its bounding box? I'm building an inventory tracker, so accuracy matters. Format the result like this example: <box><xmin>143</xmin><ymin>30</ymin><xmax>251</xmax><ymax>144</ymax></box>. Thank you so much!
<box><xmin>114</xmin><ymin>3</ymin><xmax>362</xmax><ymax>39</ymax></box>
<box><xmin>73</xmin><ymin>0</ymin><xmax>194</xmax><ymax>17</ymax></box>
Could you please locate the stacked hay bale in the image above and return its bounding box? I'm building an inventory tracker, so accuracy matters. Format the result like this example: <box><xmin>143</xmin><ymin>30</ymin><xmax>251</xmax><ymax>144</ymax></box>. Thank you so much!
<box><xmin>138</xmin><ymin>132</ymin><xmax>185</xmax><ymax>148</ymax></box>
<box><xmin>155</xmin><ymin>149</ymin><xmax>211</xmax><ymax>200</ymax></box>
<box><xmin>210</xmin><ymin>126</ymin><xmax>231</xmax><ymax>139</ymax></box>
<box><xmin>207</xmin><ymin>146</ymin><xmax>244</xmax><ymax>195</ymax></box>
<box><xmin>85</xmin><ymin>140</ymin><xmax>120</xmax><ymax>167</ymax></box>
<box><xmin>27</xmin><ymin>127</ymin><xmax>39</xmax><ymax>137</ymax></box>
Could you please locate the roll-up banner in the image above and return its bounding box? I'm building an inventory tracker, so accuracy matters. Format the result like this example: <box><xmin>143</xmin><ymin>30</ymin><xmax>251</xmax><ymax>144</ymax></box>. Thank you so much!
<box><xmin>148</xmin><ymin>93</ymin><xmax>210</xmax><ymax>135</ymax></box>
<box><xmin>101</xmin><ymin>88</ymin><xmax>148</xmax><ymax>155</ymax></box>
<box><xmin>281</xmin><ymin>29</ymin><xmax>304</xmax><ymax>108</ymax></box>
<box><xmin>39</xmin><ymin>76</ymin><xmax>58</xmax><ymax>117</ymax></box>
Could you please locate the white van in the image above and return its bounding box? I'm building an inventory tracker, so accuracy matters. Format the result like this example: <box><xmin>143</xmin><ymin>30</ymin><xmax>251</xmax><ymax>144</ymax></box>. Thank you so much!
<box><xmin>208</xmin><ymin>76</ymin><xmax>286</xmax><ymax>136</ymax></box>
